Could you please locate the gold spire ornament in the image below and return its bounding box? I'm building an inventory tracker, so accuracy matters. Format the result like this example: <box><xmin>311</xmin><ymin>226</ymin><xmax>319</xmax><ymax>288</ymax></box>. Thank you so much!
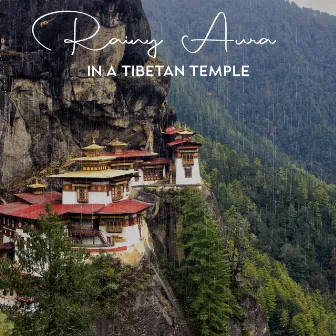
<box><xmin>82</xmin><ymin>136</ymin><xmax>105</xmax><ymax>156</ymax></box>
<box><xmin>107</xmin><ymin>137</ymin><xmax>128</xmax><ymax>154</ymax></box>
<box><xmin>178</xmin><ymin>124</ymin><xmax>194</xmax><ymax>137</ymax></box>
<box><xmin>27</xmin><ymin>179</ymin><xmax>47</xmax><ymax>195</ymax></box>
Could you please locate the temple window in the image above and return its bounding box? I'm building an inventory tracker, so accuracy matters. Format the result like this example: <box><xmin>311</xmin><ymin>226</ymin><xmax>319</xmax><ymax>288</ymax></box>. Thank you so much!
<box><xmin>112</xmin><ymin>186</ymin><xmax>123</xmax><ymax>201</ymax></box>
<box><xmin>182</xmin><ymin>153</ymin><xmax>194</xmax><ymax>165</ymax></box>
<box><xmin>105</xmin><ymin>219</ymin><xmax>123</xmax><ymax>233</ymax></box>
<box><xmin>77</xmin><ymin>187</ymin><xmax>89</xmax><ymax>203</ymax></box>
<box><xmin>107</xmin><ymin>237</ymin><xmax>112</xmax><ymax>245</ymax></box>
<box><xmin>144</xmin><ymin>168</ymin><xmax>163</xmax><ymax>181</ymax></box>
<box><xmin>185</xmin><ymin>167</ymin><xmax>192</xmax><ymax>178</ymax></box>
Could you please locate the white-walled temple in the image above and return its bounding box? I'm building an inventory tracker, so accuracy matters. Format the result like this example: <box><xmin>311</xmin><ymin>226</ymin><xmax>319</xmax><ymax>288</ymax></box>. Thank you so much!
<box><xmin>0</xmin><ymin>125</ymin><xmax>202</xmax><ymax>259</ymax></box>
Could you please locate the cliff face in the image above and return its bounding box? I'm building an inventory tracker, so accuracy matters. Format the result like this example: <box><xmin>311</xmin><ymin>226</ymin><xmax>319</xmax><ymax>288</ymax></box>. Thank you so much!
<box><xmin>0</xmin><ymin>0</ymin><xmax>174</xmax><ymax>186</ymax></box>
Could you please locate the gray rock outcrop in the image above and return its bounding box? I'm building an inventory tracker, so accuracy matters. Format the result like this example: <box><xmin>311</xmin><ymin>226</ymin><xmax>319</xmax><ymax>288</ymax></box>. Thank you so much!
<box><xmin>0</xmin><ymin>0</ymin><xmax>174</xmax><ymax>186</ymax></box>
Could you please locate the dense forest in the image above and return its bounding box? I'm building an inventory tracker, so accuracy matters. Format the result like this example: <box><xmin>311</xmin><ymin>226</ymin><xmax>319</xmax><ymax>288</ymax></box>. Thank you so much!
<box><xmin>156</xmin><ymin>129</ymin><xmax>336</xmax><ymax>335</ymax></box>
<box><xmin>158</xmin><ymin>179</ymin><xmax>336</xmax><ymax>336</ymax></box>
<box><xmin>142</xmin><ymin>0</ymin><xmax>336</xmax><ymax>183</ymax></box>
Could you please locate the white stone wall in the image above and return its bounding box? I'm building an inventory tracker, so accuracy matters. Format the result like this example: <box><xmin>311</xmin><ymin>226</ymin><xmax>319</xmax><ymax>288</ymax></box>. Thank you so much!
<box><xmin>130</xmin><ymin>166</ymin><xmax>166</xmax><ymax>187</ymax></box>
<box><xmin>99</xmin><ymin>217</ymin><xmax>141</xmax><ymax>248</ymax></box>
<box><xmin>175</xmin><ymin>158</ymin><xmax>201</xmax><ymax>185</ymax></box>
<box><xmin>62</xmin><ymin>191</ymin><xmax>113</xmax><ymax>205</ymax></box>
<box><xmin>81</xmin><ymin>236</ymin><xmax>102</xmax><ymax>246</ymax></box>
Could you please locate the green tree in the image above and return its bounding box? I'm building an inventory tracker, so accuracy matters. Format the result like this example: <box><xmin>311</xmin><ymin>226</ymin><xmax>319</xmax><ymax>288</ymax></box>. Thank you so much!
<box><xmin>0</xmin><ymin>205</ymin><xmax>95</xmax><ymax>336</ymax></box>
<box><xmin>89</xmin><ymin>254</ymin><xmax>148</xmax><ymax>320</ymax></box>
<box><xmin>0</xmin><ymin>311</ymin><xmax>13</xmax><ymax>336</ymax></box>
<box><xmin>175</xmin><ymin>187</ymin><xmax>233</xmax><ymax>336</ymax></box>
<box><xmin>223</xmin><ymin>206</ymin><xmax>251</xmax><ymax>287</ymax></box>
<box><xmin>227</xmin><ymin>180</ymin><xmax>256</xmax><ymax>215</ymax></box>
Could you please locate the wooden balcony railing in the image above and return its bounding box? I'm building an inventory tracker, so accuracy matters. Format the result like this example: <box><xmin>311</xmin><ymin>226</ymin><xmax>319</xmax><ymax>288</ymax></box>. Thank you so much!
<box><xmin>182</xmin><ymin>160</ymin><xmax>194</xmax><ymax>166</ymax></box>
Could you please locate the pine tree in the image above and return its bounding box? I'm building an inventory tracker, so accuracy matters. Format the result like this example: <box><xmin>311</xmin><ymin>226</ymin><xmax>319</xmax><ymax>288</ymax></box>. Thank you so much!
<box><xmin>175</xmin><ymin>187</ymin><xmax>233</xmax><ymax>336</ymax></box>
<box><xmin>0</xmin><ymin>204</ymin><xmax>96</xmax><ymax>336</ymax></box>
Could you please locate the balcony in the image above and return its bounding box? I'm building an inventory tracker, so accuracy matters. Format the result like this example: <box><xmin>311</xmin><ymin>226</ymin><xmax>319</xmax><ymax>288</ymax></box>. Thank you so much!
<box><xmin>68</xmin><ymin>227</ymin><xmax>98</xmax><ymax>237</ymax></box>
<box><xmin>182</xmin><ymin>160</ymin><xmax>194</xmax><ymax>166</ymax></box>
<box><xmin>106</xmin><ymin>225</ymin><xmax>123</xmax><ymax>233</ymax></box>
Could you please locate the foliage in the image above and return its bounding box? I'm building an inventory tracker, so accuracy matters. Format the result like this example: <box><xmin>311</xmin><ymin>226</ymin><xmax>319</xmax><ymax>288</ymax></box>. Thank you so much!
<box><xmin>244</xmin><ymin>251</ymin><xmax>336</xmax><ymax>336</ymax></box>
<box><xmin>0</xmin><ymin>205</ymin><xmax>145</xmax><ymax>336</ymax></box>
<box><xmin>164</xmin><ymin>187</ymin><xmax>233</xmax><ymax>335</ymax></box>
<box><xmin>0</xmin><ymin>311</ymin><xmax>13</xmax><ymax>336</ymax></box>
<box><xmin>143</xmin><ymin>0</ymin><xmax>336</xmax><ymax>183</ymax></box>
<box><xmin>89</xmin><ymin>254</ymin><xmax>149</xmax><ymax>320</ymax></box>
<box><xmin>197</xmin><ymin>135</ymin><xmax>336</xmax><ymax>294</ymax></box>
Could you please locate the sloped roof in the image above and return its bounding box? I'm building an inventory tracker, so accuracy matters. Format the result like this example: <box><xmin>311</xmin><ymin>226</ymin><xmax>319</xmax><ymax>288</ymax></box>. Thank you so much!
<box><xmin>163</xmin><ymin>126</ymin><xmax>183</xmax><ymax>135</ymax></box>
<box><xmin>9</xmin><ymin>201</ymin><xmax>61</xmax><ymax>219</ymax></box>
<box><xmin>97</xmin><ymin>200</ymin><xmax>152</xmax><ymax>215</ymax></box>
<box><xmin>52</xmin><ymin>203</ymin><xmax>105</xmax><ymax>214</ymax></box>
<box><xmin>48</xmin><ymin>169</ymin><xmax>134</xmax><ymax>179</ymax></box>
<box><xmin>1</xmin><ymin>200</ymin><xmax>152</xmax><ymax>219</ymax></box>
<box><xmin>167</xmin><ymin>140</ymin><xmax>202</xmax><ymax>147</ymax></box>
<box><xmin>0</xmin><ymin>202</ymin><xmax>30</xmax><ymax>215</ymax></box>
<box><xmin>142</xmin><ymin>158</ymin><xmax>170</xmax><ymax>166</ymax></box>
<box><xmin>98</xmin><ymin>150</ymin><xmax>158</xmax><ymax>159</ymax></box>
<box><xmin>15</xmin><ymin>192</ymin><xmax>62</xmax><ymax>205</ymax></box>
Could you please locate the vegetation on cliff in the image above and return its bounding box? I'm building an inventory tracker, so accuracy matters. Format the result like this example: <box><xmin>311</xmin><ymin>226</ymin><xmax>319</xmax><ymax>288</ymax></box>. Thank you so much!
<box><xmin>160</xmin><ymin>185</ymin><xmax>336</xmax><ymax>335</ymax></box>
<box><xmin>0</xmin><ymin>205</ymin><xmax>147</xmax><ymax>336</ymax></box>
<box><xmin>197</xmin><ymin>134</ymin><xmax>336</xmax><ymax>335</ymax></box>
<box><xmin>198</xmin><ymin>135</ymin><xmax>336</xmax><ymax>293</ymax></box>
<box><xmin>170</xmin><ymin>188</ymin><xmax>233</xmax><ymax>335</ymax></box>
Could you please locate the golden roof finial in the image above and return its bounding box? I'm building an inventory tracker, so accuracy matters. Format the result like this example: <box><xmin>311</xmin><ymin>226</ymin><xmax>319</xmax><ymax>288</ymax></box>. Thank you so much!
<box><xmin>27</xmin><ymin>179</ymin><xmax>47</xmax><ymax>189</ymax></box>
<box><xmin>82</xmin><ymin>137</ymin><xmax>105</xmax><ymax>152</ymax></box>
<box><xmin>178</xmin><ymin>124</ymin><xmax>194</xmax><ymax>136</ymax></box>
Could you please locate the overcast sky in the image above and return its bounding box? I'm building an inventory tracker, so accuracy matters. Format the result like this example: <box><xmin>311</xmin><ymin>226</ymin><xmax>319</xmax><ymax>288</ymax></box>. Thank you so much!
<box><xmin>291</xmin><ymin>0</ymin><xmax>336</xmax><ymax>15</ymax></box>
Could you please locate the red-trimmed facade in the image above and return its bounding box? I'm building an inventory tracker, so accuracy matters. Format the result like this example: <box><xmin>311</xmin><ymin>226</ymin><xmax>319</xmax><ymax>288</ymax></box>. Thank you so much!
<box><xmin>0</xmin><ymin>126</ymin><xmax>201</xmax><ymax>259</ymax></box>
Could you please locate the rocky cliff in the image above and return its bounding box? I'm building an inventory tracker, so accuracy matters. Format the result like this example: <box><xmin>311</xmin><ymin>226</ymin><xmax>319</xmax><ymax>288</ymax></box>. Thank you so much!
<box><xmin>0</xmin><ymin>0</ymin><xmax>174</xmax><ymax>186</ymax></box>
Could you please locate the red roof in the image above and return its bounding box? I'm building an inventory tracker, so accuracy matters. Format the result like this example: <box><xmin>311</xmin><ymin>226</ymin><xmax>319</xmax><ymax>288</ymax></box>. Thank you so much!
<box><xmin>168</xmin><ymin>140</ymin><xmax>202</xmax><ymax>147</ymax></box>
<box><xmin>142</xmin><ymin>158</ymin><xmax>170</xmax><ymax>166</ymax></box>
<box><xmin>97</xmin><ymin>200</ymin><xmax>152</xmax><ymax>215</ymax></box>
<box><xmin>2</xmin><ymin>199</ymin><xmax>151</xmax><ymax>219</ymax></box>
<box><xmin>9</xmin><ymin>201</ymin><xmax>61</xmax><ymax>219</ymax></box>
<box><xmin>86</xmin><ymin>150</ymin><xmax>157</xmax><ymax>159</ymax></box>
<box><xmin>177</xmin><ymin>146</ymin><xmax>200</xmax><ymax>149</ymax></box>
<box><xmin>0</xmin><ymin>202</ymin><xmax>30</xmax><ymax>215</ymax></box>
<box><xmin>15</xmin><ymin>192</ymin><xmax>62</xmax><ymax>205</ymax></box>
<box><xmin>52</xmin><ymin>203</ymin><xmax>105</xmax><ymax>214</ymax></box>
<box><xmin>163</xmin><ymin>126</ymin><xmax>182</xmax><ymax>135</ymax></box>
<box><xmin>7</xmin><ymin>202</ymin><xmax>105</xmax><ymax>219</ymax></box>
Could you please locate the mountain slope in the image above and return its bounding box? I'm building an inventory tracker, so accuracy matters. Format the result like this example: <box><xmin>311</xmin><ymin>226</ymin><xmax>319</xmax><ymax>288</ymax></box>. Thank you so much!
<box><xmin>142</xmin><ymin>0</ymin><xmax>336</xmax><ymax>183</ymax></box>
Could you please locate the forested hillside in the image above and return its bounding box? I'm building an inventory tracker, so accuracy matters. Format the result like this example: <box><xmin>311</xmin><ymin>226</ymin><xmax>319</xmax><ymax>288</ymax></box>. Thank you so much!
<box><xmin>158</xmin><ymin>182</ymin><xmax>336</xmax><ymax>335</ymax></box>
<box><xmin>142</xmin><ymin>0</ymin><xmax>336</xmax><ymax>183</ymax></box>
<box><xmin>197</xmin><ymin>134</ymin><xmax>336</xmax><ymax>293</ymax></box>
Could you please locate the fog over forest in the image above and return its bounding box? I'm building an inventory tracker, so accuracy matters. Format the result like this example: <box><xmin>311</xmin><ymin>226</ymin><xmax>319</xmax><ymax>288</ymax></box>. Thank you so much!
<box><xmin>292</xmin><ymin>0</ymin><xmax>336</xmax><ymax>15</ymax></box>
